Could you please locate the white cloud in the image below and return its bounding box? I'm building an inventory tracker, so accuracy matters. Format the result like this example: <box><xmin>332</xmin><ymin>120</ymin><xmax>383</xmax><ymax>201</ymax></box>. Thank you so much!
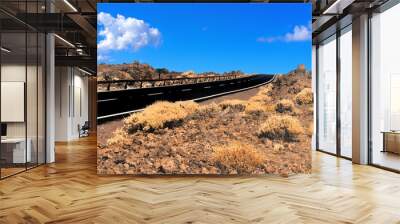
<box><xmin>284</xmin><ymin>25</ymin><xmax>311</xmax><ymax>41</ymax></box>
<box><xmin>97</xmin><ymin>12</ymin><xmax>161</xmax><ymax>53</ymax></box>
<box><xmin>257</xmin><ymin>23</ymin><xmax>311</xmax><ymax>43</ymax></box>
<box><xmin>97</xmin><ymin>54</ymin><xmax>109</xmax><ymax>63</ymax></box>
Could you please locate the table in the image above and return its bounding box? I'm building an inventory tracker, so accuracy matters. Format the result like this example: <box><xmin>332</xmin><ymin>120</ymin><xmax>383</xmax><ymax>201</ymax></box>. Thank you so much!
<box><xmin>381</xmin><ymin>131</ymin><xmax>400</xmax><ymax>154</ymax></box>
<box><xmin>1</xmin><ymin>138</ymin><xmax>31</xmax><ymax>163</ymax></box>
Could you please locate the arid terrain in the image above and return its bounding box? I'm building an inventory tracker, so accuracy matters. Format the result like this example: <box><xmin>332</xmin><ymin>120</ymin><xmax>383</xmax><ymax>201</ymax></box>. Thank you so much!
<box><xmin>97</xmin><ymin>67</ymin><xmax>313</xmax><ymax>176</ymax></box>
<box><xmin>98</xmin><ymin>61</ymin><xmax>245</xmax><ymax>81</ymax></box>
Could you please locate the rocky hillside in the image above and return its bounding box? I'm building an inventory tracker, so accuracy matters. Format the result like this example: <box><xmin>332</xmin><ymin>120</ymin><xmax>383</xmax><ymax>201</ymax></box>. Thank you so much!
<box><xmin>98</xmin><ymin>61</ymin><xmax>245</xmax><ymax>81</ymax></box>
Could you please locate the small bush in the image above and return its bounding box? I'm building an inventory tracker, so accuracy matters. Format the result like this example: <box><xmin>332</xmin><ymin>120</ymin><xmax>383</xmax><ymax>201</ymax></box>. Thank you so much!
<box><xmin>245</xmin><ymin>101</ymin><xmax>266</xmax><ymax>115</ymax></box>
<box><xmin>258</xmin><ymin>85</ymin><xmax>273</xmax><ymax>96</ymax></box>
<box><xmin>176</xmin><ymin>100</ymin><xmax>200</xmax><ymax>114</ymax></box>
<box><xmin>107</xmin><ymin>128</ymin><xmax>130</xmax><ymax>146</ymax></box>
<box><xmin>123</xmin><ymin>101</ymin><xmax>191</xmax><ymax>132</ymax></box>
<box><xmin>273</xmin><ymin>143</ymin><xmax>285</xmax><ymax>153</ymax></box>
<box><xmin>275</xmin><ymin>99</ymin><xmax>294</xmax><ymax>113</ymax></box>
<box><xmin>219</xmin><ymin>100</ymin><xmax>247</xmax><ymax>111</ymax></box>
<box><xmin>212</xmin><ymin>141</ymin><xmax>265</xmax><ymax>174</ymax></box>
<box><xmin>249</xmin><ymin>86</ymin><xmax>272</xmax><ymax>103</ymax></box>
<box><xmin>249</xmin><ymin>94</ymin><xmax>271</xmax><ymax>103</ymax></box>
<box><xmin>257</xmin><ymin>115</ymin><xmax>303</xmax><ymax>141</ymax></box>
<box><xmin>190</xmin><ymin>103</ymin><xmax>221</xmax><ymax>119</ymax></box>
<box><xmin>295</xmin><ymin>88</ymin><xmax>313</xmax><ymax>105</ymax></box>
<box><xmin>306</xmin><ymin>123</ymin><xmax>314</xmax><ymax>137</ymax></box>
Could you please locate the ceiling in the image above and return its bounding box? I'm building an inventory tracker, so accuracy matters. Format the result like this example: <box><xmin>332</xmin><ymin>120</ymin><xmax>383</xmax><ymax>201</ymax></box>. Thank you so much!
<box><xmin>0</xmin><ymin>0</ymin><xmax>97</xmax><ymax>73</ymax></box>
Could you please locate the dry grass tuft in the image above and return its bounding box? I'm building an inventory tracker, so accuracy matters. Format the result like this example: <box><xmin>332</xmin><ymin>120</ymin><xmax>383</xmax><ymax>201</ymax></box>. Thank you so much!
<box><xmin>212</xmin><ymin>141</ymin><xmax>266</xmax><ymax>174</ymax></box>
<box><xmin>295</xmin><ymin>88</ymin><xmax>313</xmax><ymax>105</ymax></box>
<box><xmin>176</xmin><ymin>100</ymin><xmax>200</xmax><ymax>114</ymax></box>
<box><xmin>275</xmin><ymin>99</ymin><xmax>294</xmax><ymax>113</ymax></box>
<box><xmin>107</xmin><ymin>128</ymin><xmax>130</xmax><ymax>146</ymax></box>
<box><xmin>306</xmin><ymin>123</ymin><xmax>314</xmax><ymax>137</ymax></box>
<box><xmin>199</xmin><ymin>102</ymin><xmax>221</xmax><ymax>113</ymax></box>
<box><xmin>273</xmin><ymin>143</ymin><xmax>285</xmax><ymax>153</ymax></box>
<box><xmin>124</xmin><ymin>101</ymin><xmax>197</xmax><ymax>132</ymax></box>
<box><xmin>219</xmin><ymin>99</ymin><xmax>247</xmax><ymax>111</ymax></box>
<box><xmin>249</xmin><ymin>94</ymin><xmax>271</xmax><ymax>103</ymax></box>
<box><xmin>257</xmin><ymin>115</ymin><xmax>303</xmax><ymax>141</ymax></box>
<box><xmin>245</xmin><ymin>101</ymin><xmax>266</xmax><ymax>115</ymax></box>
<box><xmin>249</xmin><ymin>86</ymin><xmax>272</xmax><ymax>103</ymax></box>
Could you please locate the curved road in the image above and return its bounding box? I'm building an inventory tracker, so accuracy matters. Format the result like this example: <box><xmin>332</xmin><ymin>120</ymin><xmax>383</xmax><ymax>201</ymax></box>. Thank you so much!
<box><xmin>97</xmin><ymin>81</ymin><xmax>272</xmax><ymax>145</ymax></box>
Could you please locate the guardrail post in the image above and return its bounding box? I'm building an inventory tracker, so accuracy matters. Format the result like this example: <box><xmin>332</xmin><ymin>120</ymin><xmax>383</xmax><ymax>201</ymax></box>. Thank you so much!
<box><xmin>107</xmin><ymin>83</ymin><xmax>110</xmax><ymax>91</ymax></box>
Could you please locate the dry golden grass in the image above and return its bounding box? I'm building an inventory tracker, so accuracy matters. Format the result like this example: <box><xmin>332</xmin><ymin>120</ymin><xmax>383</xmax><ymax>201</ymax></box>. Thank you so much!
<box><xmin>124</xmin><ymin>101</ymin><xmax>197</xmax><ymax>132</ymax></box>
<box><xmin>245</xmin><ymin>101</ymin><xmax>266</xmax><ymax>115</ymax></box>
<box><xmin>275</xmin><ymin>99</ymin><xmax>294</xmax><ymax>113</ymax></box>
<box><xmin>249</xmin><ymin>86</ymin><xmax>272</xmax><ymax>103</ymax></box>
<box><xmin>306</xmin><ymin>122</ymin><xmax>314</xmax><ymax>137</ymax></box>
<box><xmin>258</xmin><ymin>85</ymin><xmax>272</xmax><ymax>96</ymax></box>
<box><xmin>199</xmin><ymin>102</ymin><xmax>221</xmax><ymax>113</ymax></box>
<box><xmin>219</xmin><ymin>99</ymin><xmax>247</xmax><ymax>111</ymax></box>
<box><xmin>212</xmin><ymin>141</ymin><xmax>266</xmax><ymax>174</ymax></box>
<box><xmin>176</xmin><ymin>100</ymin><xmax>200</xmax><ymax>114</ymax></box>
<box><xmin>107</xmin><ymin>128</ymin><xmax>130</xmax><ymax>146</ymax></box>
<box><xmin>249</xmin><ymin>94</ymin><xmax>271</xmax><ymax>103</ymax></box>
<box><xmin>257</xmin><ymin>115</ymin><xmax>304</xmax><ymax>141</ymax></box>
<box><xmin>295</xmin><ymin>88</ymin><xmax>313</xmax><ymax>105</ymax></box>
<box><xmin>273</xmin><ymin>143</ymin><xmax>285</xmax><ymax>153</ymax></box>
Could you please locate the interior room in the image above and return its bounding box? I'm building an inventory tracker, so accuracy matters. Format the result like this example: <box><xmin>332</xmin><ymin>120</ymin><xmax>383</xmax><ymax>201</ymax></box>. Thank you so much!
<box><xmin>370</xmin><ymin>2</ymin><xmax>400</xmax><ymax>170</ymax></box>
<box><xmin>0</xmin><ymin>3</ymin><xmax>46</xmax><ymax>178</ymax></box>
<box><xmin>0</xmin><ymin>0</ymin><xmax>97</xmax><ymax>179</ymax></box>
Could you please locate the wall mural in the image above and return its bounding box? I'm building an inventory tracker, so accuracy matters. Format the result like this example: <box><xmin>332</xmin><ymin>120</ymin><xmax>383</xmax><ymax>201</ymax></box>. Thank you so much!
<box><xmin>97</xmin><ymin>3</ymin><xmax>313</xmax><ymax>176</ymax></box>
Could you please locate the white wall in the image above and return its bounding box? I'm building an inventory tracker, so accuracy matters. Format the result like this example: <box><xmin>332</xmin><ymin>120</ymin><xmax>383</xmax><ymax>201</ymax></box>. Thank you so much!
<box><xmin>54</xmin><ymin>67</ymin><xmax>89</xmax><ymax>141</ymax></box>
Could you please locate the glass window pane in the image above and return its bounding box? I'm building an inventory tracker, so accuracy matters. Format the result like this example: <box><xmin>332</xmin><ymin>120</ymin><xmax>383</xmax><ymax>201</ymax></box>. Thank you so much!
<box><xmin>317</xmin><ymin>35</ymin><xmax>337</xmax><ymax>154</ymax></box>
<box><xmin>340</xmin><ymin>26</ymin><xmax>352</xmax><ymax>158</ymax></box>
<box><xmin>371</xmin><ymin>3</ymin><xmax>400</xmax><ymax>171</ymax></box>
<box><xmin>1</xmin><ymin>31</ymin><xmax>27</xmax><ymax>177</ymax></box>
<box><xmin>38</xmin><ymin>33</ymin><xmax>45</xmax><ymax>165</ymax></box>
<box><xmin>27</xmin><ymin>31</ymin><xmax>38</xmax><ymax>169</ymax></box>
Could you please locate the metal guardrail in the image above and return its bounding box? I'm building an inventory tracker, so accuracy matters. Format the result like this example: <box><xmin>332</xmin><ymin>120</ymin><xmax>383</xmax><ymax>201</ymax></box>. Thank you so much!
<box><xmin>97</xmin><ymin>74</ymin><xmax>248</xmax><ymax>91</ymax></box>
<box><xmin>97</xmin><ymin>74</ymin><xmax>276</xmax><ymax>121</ymax></box>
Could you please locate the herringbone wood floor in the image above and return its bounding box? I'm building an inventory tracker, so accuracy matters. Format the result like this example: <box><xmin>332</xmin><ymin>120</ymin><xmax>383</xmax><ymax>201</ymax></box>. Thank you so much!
<box><xmin>1</xmin><ymin>136</ymin><xmax>400</xmax><ymax>224</ymax></box>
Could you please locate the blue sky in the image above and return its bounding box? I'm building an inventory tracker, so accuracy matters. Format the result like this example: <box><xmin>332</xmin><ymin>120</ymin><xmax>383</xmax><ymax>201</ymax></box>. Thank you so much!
<box><xmin>97</xmin><ymin>3</ymin><xmax>311</xmax><ymax>74</ymax></box>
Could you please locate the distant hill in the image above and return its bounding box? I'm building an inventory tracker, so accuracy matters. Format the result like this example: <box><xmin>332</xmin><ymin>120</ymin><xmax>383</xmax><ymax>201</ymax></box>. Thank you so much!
<box><xmin>97</xmin><ymin>61</ymin><xmax>245</xmax><ymax>81</ymax></box>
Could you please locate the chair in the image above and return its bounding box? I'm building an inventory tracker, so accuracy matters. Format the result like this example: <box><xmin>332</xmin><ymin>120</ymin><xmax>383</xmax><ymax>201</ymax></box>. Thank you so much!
<box><xmin>79</xmin><ymin>121</ymin><xmax>90</xmax><ymax>138</ymax></box>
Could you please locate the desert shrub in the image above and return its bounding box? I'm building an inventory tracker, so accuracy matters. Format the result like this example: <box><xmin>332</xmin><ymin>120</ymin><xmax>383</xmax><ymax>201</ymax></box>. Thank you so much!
<box><xmin>258</xmin><ymin>85</ymin><xmax>273</xmax><ymax>96</ymax></box>
<box><xmin>189</xmin><ymin>103</ymin><xmax>221</xmax><ymax>119</ymax></box>
<box><xmin>257</xmin><ymin>115</ymin><xmax>304</xmax><ymax>141</ymax></box>
<box><xmin>123</xmin><ymin>101</ymin><xmax>190</xmax><ymax>132</ymax></box>
<box><xmin>200</xmin><ymin>103</ymin><xmax>221</xmax><ymax>113</ymax></box>
<box><xmin>275</xmin><ymin>99</ymin><xmax>294</xmax><ymax>113</ymax></box>
<box><xmin>306</xmin><ymin>123</ymin><xmax>314</xmax><ymax>137</ymax></box>
<box><xmin>249</xmin><ymin>94</ymin><xmax>271</xmax><ymax>103</ymax></box>
<box><xmin>245</xmin><ymin>101</ymin><xmax>266</xmax><ymax>115</ymax></box>
<box><xmin>219</xmin><ymin>100</ymin><xmax>246</xmax><ymax>111</ymax></box>
<box><xmin>212</xmin><ymin>141</ymin><xmax>265</xmax><ymax>174</ymax></box>
<box><xmin>273</xmin><ymin>143</ymin><xmax>285</xmax><ymax>153</ymax></box>
<box><xmin>176</xmin><ymin>100</ymin><xmax>199</xmax><ymax>114</ymax></box>
<box><xmin>107</xmin><ymin>128</ymin><xmax>130</xmax><ymax>146</ymax></box>
<box><xmin>295</xmin><ymin>88</ymin><xmax>313</xmax><ymax>105</ymax></box>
